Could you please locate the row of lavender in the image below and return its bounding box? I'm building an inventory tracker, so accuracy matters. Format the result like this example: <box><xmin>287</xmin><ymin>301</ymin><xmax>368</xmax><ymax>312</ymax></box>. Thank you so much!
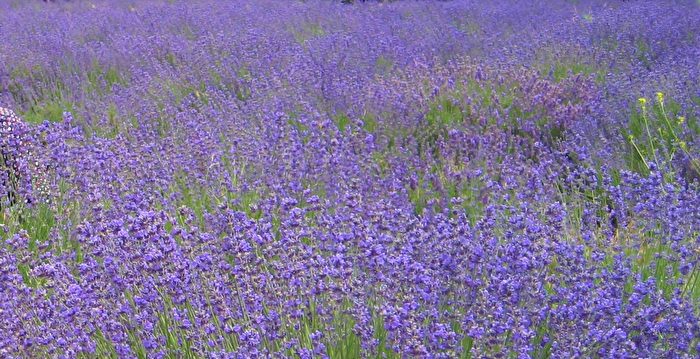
<box><xmin>1</xmin><ymin>0</ymin><xmax>699</xmax><ymax>358</ymax></box>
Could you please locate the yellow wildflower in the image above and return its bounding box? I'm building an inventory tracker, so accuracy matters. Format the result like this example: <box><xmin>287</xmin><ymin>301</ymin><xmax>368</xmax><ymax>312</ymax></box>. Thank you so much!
<box><xmin>656</xmin><ymin>92</ymin><xmax>664</xmax><ymax>104</ymax></box>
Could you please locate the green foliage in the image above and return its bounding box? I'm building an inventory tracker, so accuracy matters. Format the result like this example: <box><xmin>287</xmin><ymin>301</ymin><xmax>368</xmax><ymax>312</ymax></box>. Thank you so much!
<box><xmin>180</xmin><ymin>24</ymin><xmax>198</xmax><ymax>41</ymax></box>
<box><xmin>361</xmin><ymin>113</ymin><xmax>378</xmax><ymax>133</ymax></box>
<box><xmin>375</xmin><ymin>55</ymin><xmax>394</xmax><ymax>74</ymax></box>
<box><xmin>7</xmin><ymin>61</ymin><xmax>131</xmax><ymax>138</ymax></box>
<box><xmin>207</xmin><ymin>64</ymin><xmax>251</xmax><ymax>101</ymax></box>
<box><xmin>634</xmin><ymin>38</ymin><xmax>653</xmax><ymax>68</ymax></box>
<box><xmin>165</xmin><ymin>51</ymin><xmax>179</xmax><ymax>68</ymax></box>
<box><xmin>371</xmin><ymin>151</ymin><xmax>390</xmax><ymax>177</ymax></box>
<box><xmin>170</xmin><ymin>172</ymin><xmax>215</xmax><ymax>229</ymax></box>
<box><xmin>288</xmin><ymin>117</ymin><xmax>311</xmax><ymax>144</ymax></box>
<box><xmin>548</xmin><ymin>61</ymin><xmax>605</xmax><ymax>84</ymax></box>
<box><xmin>292</xmin><ymin>21</ymin><xmax>326</xmax><ymax>45</ymax></box>
<box><xmin>414</xmin><ymin>96</ymin><xmax>464</xmax><ymax>160</ymax></box>
<box><xmin>408</xmin><ymin>174</ymin><xmax>436</xmax><ymax>215</ymax></box>
<box><xmin>634</xmin><ymin>241</ymin><xmax>682</xmax><ymax>299</ymax></box>
<box><xmin>22</xmin><ymin>98</ymin><xmax>75</xmax><ymax>124</ymax></box>
<box><xmin>684</xmin><ymin>265</ymin><xmax>700</xmax><ymax>302</ymax></box>
<box><xmin>333</xmin><ymin>112</ymin><xmax>352</xmax><ymax>132</ymax></box>
<box><xmin>86</xmin><ymin>61</ymin><xmax>128</xmax><ymax>96</ymax></box>
<box><xmin>372</xmin><ymin>314</ymin><xmax>400</xmax><ymax>359</ymax></box>
<box><xmin>426</xmin><ymin>96</ymin><xmax>464</xmax><ymax>128</ymax></box>
<box><xmin>163</xmin><ymin>79</ymin><xmax>210</xmax><ymax>108</ymax></box>
<box><xmin>453</xmin><ymin>18</ymin><xmax>482</xmax><ymax>37</ymax></box>
<box><xmin>86</xmin><ymin>102</ymin><xmax>130</xmax><ymax>139</ymax></box>
<box><xmin>624</xmin><ymin>93</ymin><xmax>699</xmax><ymax>177</ymax></box>
<box><xmin>7</xmin><ymin>64</ymin><xmax>45</xmax><ymax>105</ymax></box>
<box><xmin>7</xmin><ymin>65</ymin><xmax>74</xmax><ymax>124</ymax></box>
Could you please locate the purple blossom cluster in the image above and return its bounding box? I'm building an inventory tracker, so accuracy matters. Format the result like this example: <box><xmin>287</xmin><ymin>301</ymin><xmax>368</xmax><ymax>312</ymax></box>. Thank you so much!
<box><xmin>0</xmin><ymin>0</ymin><xmax>699</xmax><ymax>358</ymax></box>
<box><xmin>0</xmin><ymin>107</ymin><xmax>27</xmax><ymax>207</ymax></box>
<box><xmin>0</xmin><ymin>107</ymin><xmax>50</xmax><ymax>208</ymax></box>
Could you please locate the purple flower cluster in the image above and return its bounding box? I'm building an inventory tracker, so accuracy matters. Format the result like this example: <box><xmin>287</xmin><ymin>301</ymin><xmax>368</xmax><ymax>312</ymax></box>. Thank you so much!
<box><xmin>0</xmin><ymin>107</ymin><xmax>50</xmax><ymax>208</ymax></box>
<box><xmin>0</xmin><ymin>107</ymin><xmax>26</xmax><ymax>207</ymax></box>
<box><xmin>0</xmin><ymin>0</ymin><xmax>698</xmax><ymax>358</ymax></box>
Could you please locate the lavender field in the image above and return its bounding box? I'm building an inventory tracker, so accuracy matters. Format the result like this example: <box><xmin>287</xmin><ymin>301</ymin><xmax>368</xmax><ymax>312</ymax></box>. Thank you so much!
<box><xmin>1</xmin><ymin>0</ymin><xmax>699</xmax><ymax>358</ymax></box>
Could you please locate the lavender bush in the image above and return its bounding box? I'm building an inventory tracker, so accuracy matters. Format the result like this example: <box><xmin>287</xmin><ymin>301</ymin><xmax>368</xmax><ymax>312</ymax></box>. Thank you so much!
<box><xmin>0</xmin><ymin>0</ymin><xmax>698</xmax><ymax>358</ymax></box>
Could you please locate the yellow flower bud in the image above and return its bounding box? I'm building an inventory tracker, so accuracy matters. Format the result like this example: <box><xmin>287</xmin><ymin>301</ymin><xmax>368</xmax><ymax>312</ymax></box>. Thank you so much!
<box><xmin>655</xmin><ymin>92</ymin><xmax>664</xmax><ymax>104</ymax></box>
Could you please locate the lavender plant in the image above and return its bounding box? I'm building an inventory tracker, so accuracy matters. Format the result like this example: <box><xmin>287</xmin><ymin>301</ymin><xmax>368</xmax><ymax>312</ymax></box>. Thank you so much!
<box><xmin>0</xmin><ymin>0</ymin><xmax>698</xmax><ymax>358</ymax></box>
